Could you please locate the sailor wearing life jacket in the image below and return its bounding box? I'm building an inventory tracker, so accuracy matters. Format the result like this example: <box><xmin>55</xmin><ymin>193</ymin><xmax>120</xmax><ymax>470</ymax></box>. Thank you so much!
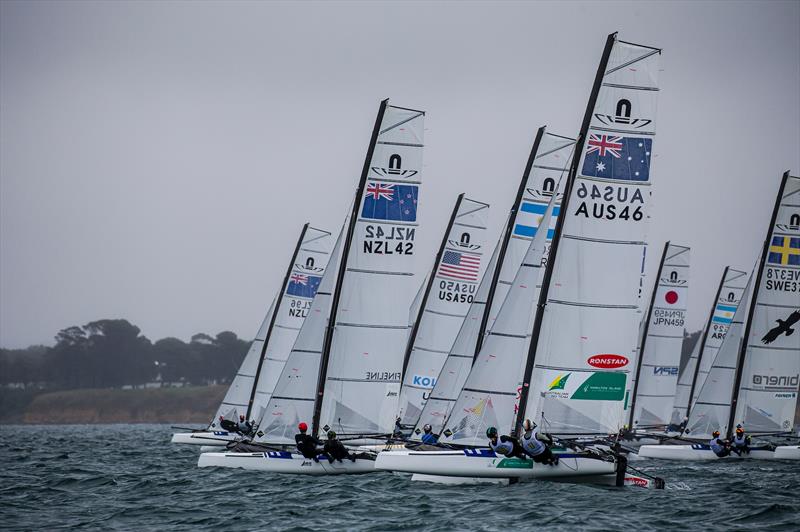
<box><xmin>486</xmin><ymin>427</ymin><xmax>528</xmax><ymax>461</ymax></box>
<box><xmin>731</xmin><ymin>425</ymin><xmax>750</xmax><ymax>455</ymax></box>
<box><xmin>709</xmin><ymin>430</ymin><xmax>731</xmax><ymax>458</ymax></box>
<box><xmin>520</xmin><ymin>419</ymin><xmax>559</xmax><ymax>466</ymax></box>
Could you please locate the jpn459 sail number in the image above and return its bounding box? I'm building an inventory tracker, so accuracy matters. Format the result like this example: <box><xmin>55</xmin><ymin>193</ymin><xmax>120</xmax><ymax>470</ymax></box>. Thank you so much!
<box><xmin>574</xmin><ymin>182</ymin><xmax>645</xmax><ymax>221</ymax></box>
<box><xmin>364</xmin><ymin>224</ymin><xmax>415</xmax><ymax>255</ymax></box>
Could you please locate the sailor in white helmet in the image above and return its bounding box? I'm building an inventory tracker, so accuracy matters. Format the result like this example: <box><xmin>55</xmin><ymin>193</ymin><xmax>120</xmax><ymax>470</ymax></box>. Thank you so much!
<box><xmin>520</xmin><ymin>419</ymin><xmax>558</xmax><ymax>466</ymax></box>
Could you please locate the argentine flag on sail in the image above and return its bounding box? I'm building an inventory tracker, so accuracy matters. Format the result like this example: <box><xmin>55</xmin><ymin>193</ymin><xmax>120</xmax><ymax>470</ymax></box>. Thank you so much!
<box><xmin>712</xmin><ymin>303</ymin><xmax>737</xmax><ymax>325</ymax></box>
<box><xmin>513</xmin><ymin>201</ymin><xmax>560</xmax><ymax>238</ymax></box>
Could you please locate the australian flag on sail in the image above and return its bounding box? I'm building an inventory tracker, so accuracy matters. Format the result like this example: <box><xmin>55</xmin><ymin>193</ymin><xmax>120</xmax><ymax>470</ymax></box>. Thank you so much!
<box><xmin>361</xmin><ymin>181</ymin><xmax>418</xmax><ymax>222</ymax></box>
<box><xmin>513</xmin><ymin>202</ymin><xmax>560</xmax><ymax>239</ymax></box>
<box><xmin>581</xmin><ymin>134</ymin><xmax>652</xmax><ymax>181</ymax></box>
<box><xmin>286</xmin><ymin>273</ymin><xmax>322</xmax><ymax>299</ymax></box>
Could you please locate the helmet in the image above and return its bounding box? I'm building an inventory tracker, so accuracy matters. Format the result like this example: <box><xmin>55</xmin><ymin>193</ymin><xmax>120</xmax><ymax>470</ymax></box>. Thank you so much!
<box><xmin>712</xmin><ymin>430</ymin><xmax>720</xmax><ymax>437</ymax></box>
<box><xmin>423</xmin><ymin>424</ymin><xmax>432</xmax><ymax>433</ymax></box>
<box><xmin>219</xmin><ymin>415</ymin><xmax>224</xmax><ymax>421</ymax></box>
<box><xmin>735</xmin><ymin>427</ymin><xmax>744</xmax><ymax>434</ymax></box>
<box><xmin>327</xmin><ymin>430</ymin><xmax>336</xmax><ymax>439</ymax></box>
<box><xmin>486</xmin><ymin>427</ymin><xmax>498</xmax><ymax>438</ymax></box>
<box><xmin>239</xmin><ymin>415</ymin><xmax>245</xmax><ymax>421</ymax></box>
<box><xmin>523</xmin><ymin>419</ymin><xmax>536</xmax><ymax>431</ymax></box>
<box><xmin>298</xmin><ymin>422</ymin><xmax>308</xmax><ymax>432</ymax></box>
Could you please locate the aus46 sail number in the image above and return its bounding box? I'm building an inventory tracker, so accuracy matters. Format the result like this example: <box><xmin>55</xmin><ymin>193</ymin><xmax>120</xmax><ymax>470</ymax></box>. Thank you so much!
<box><xmin>574</xmin><ymin>183</ymin><xmax>645</xmax><ymax>221</ymax></box>
<box><xmin>364</xmin><ymin>225</ymin><xmax>414</xmax><ymax>255</ymax></box>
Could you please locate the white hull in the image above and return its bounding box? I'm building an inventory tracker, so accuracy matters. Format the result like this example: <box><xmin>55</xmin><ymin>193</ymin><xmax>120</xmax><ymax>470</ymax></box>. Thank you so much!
<box><xmin>197</xmin><ymin>451</ymin><xmax>376</xmax><ymax>475</ymax></box>
<box><xmin>637</xmin><ymin>444</ymin><xmax>799</xmax><ymax>460</ymax></box>
<box><xmin>171</xmin><ymin>431</ymin><xmax>239</xmax><ymax>446</ymax></box>
<box><xmin>375</xmin><ymin>448</ymin><xmax>616</xmax><ymax>481</ymax></box>
<box><xmin>200</xmin><ymin>445</ymin><xmax>227</xmax><ymax>452</ymax></box>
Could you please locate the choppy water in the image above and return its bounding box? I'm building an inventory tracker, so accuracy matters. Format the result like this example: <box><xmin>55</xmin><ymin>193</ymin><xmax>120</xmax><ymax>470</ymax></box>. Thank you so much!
<box><xmin>1</xmin><ymin>425</ymin><xmax>799</xmax><ymax>531</ymax></box>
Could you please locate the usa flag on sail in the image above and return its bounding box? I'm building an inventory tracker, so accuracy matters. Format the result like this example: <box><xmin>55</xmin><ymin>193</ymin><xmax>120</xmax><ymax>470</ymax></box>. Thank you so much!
<box><xmin>286</xmin><ymin>273</ymin><xmax>322</xmax><ymax>299</ymax></box>
<box><xmin>438</xmin><ymin>250</ymin><xmax>480</xmax><ymax>281</ymax></box>
<box><xmin>581</xmin><ymin>134</ymin><xmax>652</xmax><ymax>181</ymax></box>
<box><xmin>361</xmin><ymin>181</ymin><xmax>418</xmax><ymax>222</ymax></box>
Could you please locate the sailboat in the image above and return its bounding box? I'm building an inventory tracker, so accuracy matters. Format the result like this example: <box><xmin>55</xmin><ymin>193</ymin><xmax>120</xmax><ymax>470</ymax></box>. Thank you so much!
<box><xmin>670</xmin><ymin>267</ymin><xmax>748</xmax><ymax>427</ymax></box>
<box><xmin>639</xmin><ymin>171</ymin><xmax>800</xmax><ymax>460</ymax></box>
<box><xmin>377</xmin><ymin>33</ymin><xmax>665</xmax><ymax>488</ymax></box>
<box><xmin>627</xmin><ymin>242</ymin><xmax>691</xmax><ymax>434</ymax></box>
<box><xmin>198</xmin><ymin>99</ymin><xmax>427</xmax><ymax>474</ymax></box>
<box><xmin>171</xmin><ymin>224</ymin><xmax>332</xmax><ymax>447</ymax></box>
<box><xmin>410</xmin><ymin>126</ymin><xmax>575</xmax><ymax>440</ymax></box>
<box><xmin>397</xmin><ymin>195</ymin><xmax>490</xmax><ymax>430</ymax></box>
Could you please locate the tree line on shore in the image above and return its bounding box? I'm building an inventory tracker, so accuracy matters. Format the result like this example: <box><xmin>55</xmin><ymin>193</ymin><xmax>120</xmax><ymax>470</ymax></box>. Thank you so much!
<box><xmin>0</xmin><ymin>319</ymin><xmax>249</xmax><ymax>390</ymax></box>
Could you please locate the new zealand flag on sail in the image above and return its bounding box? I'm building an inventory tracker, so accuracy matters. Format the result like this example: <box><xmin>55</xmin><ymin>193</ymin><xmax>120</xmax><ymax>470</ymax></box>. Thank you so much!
<box><xmin>286</xmin><ymin>273</ymin><xmax>322</xmax><ymax>299</ymax></box>
<box><xmin>361</xmin><ymin>181</ymin><xmax>418</xmax><ymax>222</ymax></box>
<box><xmin>581</xmin><ymin>134</ymin><xmax>652</xmax><ymax>181</ymax></box>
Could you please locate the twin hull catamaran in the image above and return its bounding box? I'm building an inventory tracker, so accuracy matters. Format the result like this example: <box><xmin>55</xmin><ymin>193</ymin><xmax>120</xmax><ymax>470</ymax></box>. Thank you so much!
<box><xmin>640</xmin><ymin>172</ymin><xmax>800</xmax><ymax>460</ymax></box>
<box><xmin>378</xmin><ymin>33</ymin><xmax>666</xmax><ymax>488</ymax></box>
<box><xmin>199</xmin><ymin>100</ymin><xmax>427</xmax><ymax>474</ymax></box>
<box><xmin>171</xmin><ymin>224</ymin><xmax>332</xmax><ymax>447</ymax></box>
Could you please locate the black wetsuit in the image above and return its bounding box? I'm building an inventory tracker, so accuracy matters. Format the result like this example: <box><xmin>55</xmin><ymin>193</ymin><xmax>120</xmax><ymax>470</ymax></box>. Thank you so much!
<box><xmin>295</xmin><ymin>433</ymin><xmax>322</xmax><ymax>460</ymax></box>
<box><xmin>220</xmin><ymin>419</ymin><xmax>238</xmax><ymax>432</ymax></box>
<box><xmin>324</xmin><ymin>439</ymin><xmax>354</xmax><ymax>463</ymax></box>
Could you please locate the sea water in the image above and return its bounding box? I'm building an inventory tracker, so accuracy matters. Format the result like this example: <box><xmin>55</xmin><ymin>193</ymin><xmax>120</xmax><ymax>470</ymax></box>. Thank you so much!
<box><xmin>1</xmin><ymin>425</ymin><xmax>798</xmax><ymax>531</ymax></box>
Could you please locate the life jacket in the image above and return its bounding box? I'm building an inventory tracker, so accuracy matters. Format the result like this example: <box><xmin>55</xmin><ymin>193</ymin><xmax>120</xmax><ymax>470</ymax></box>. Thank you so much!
<box><xmin>709</xmin><ymin>437</ymin><xmax>726</xmax><ymax>454</ymax></box>
<box><xmin>521</xmin><ymin>429</ymin><xmax>546</xmax><ymax>456</ymax></box>
<box><xmin>489</xmin><ymin>437</ymin><xmax>515</xmax><ymax>456</ymax></box>
<box><xmin>733</xmin><ymin>433</ymin><xmax>748</xmax><ymax>447</ymax></box>
<box><xmin>421</xmin><ymin>432</ymin><xmax>438</xmax><ymax>445</ymax></box>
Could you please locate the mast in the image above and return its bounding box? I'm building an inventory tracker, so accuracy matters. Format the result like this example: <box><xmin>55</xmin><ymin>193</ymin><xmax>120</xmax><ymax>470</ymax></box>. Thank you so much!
<box><xmin>627</xmin><ymin>241</ymin><xmax>670</xmax><ymax>428</ymax></box>
<box><xmin>245</xmin><ymin>223</ymin><xmax>309</xmax><ymax>420</ymax></box>
<box><xmin>311</xmin><ymin>99</ymin><xmax>388</xmax><ymax>436</ymax></box>
<box><xmin>726</xmin><ymin>170</ymin><xmax>790</xmax><ymax>439</ymax></box>
<box><xmin>400</xmin><ymin>194</ymin><xmax>465</xmax><ymax>379</ymax></box>
<box><xmin>475</xmin><ymin>127</ymin><xmax>545</xmax><ymax>355</ymax></box>
<box><xmin>684</xmin><ymin>266</ymin><xmax>729</xmax><ymax>423</ymax></box>
<box><xmin>514</xmin><ymin>33</ymin><xmax>617</xmax><ymax>434</ymax></box>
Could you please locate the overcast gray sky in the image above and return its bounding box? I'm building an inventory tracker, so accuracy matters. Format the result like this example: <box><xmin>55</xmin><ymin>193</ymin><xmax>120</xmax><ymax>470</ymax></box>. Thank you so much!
<box><xmin>1</xmin><ymin>0</ymin><xmax>798</xmax><ymax>348</ymax></box>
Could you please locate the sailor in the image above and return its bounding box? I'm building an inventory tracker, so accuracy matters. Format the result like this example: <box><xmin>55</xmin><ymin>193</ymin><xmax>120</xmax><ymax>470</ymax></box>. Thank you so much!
<box><xmin>486</xmin><ymin>427</ymin><xmax>528</xmax><ymax>461</ymax></box>
<box><xmin>323</xmin><ymin>431</ymin><xmax>356</xmax><ymax>463</ymax></box>
<box><xmin>709</xmin><ymin>430</ymin><xmax>732</xmax><ymax>458</ymax></box>
<box><xmin>520</xmin><ymin>419</ymin><xmax>558</xmax><ymax>466</ymax></box>
<box><xmin>393</xmin><ymin>416</ymin><xmax>405</xmax><ymax>440</ymax></box>
<box><xmin>295</xmin><ymin>422</ymin><xmax>323</xmax><ymax>462</ymax></box>
<box><xmin>219</xmin><ymin>415</ymin><xmax>238</xmax><ymax>432</ymax></box>
<box><xmin>731</xmin><ymin>425</ymin><xmax>750</xmax><ymax>455</ymax></box>
<box><xmin>237</xmin><ymin>415</ymin><xmax>253</xmax><ymax>436</ymax></box>
<box><xmin>420</xmin><ymin>424</ymin><xmax>438</xmax><ymax>445</ymax></box>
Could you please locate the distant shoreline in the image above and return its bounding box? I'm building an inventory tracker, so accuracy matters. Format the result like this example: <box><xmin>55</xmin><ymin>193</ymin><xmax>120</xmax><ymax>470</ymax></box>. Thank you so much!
<box><xmin>0</xmin><ymin>385</ymin><xmax>226</xmax><ymax>425</ymax></box>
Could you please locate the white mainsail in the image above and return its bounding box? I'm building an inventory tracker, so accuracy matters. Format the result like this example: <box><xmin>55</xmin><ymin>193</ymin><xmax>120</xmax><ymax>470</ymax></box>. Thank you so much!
<box><xmin>250</xmin><ymin>226</ymin><xmax>333</xmax><ymax>423</ymax></box>
<box><xmin>732</xmin><ymin>173</ymin><xmax>800</xmax><ymax>435</ymax></box>
<box><xmin>671</xmin><ymin>267</ymin><xmax>748</xmax><ymax>424</ymax></box>
<box><xmin>439</xmin><ymin>185</ymin><xmax>559</xmax><ymax>446</ymax></box>
<box><xmin>410</xmin><ymin>128</ymin><xmax>574</xmax><ymax>439</ymax></box>
<box><xmin>208</xmin><ymin>224</ymin><xmax>331</xmax><ymax>427</ymax></box>
<box><xmin>526</xmin><ymin>34</ymin><xmax>662</xmax><ymax>435</ymax></box>
<box><xmin>397</xmin><ymin>195</ymin><xmax>490</xmax><ymax>427</ymax></box>
<box><xmin>256</xmin><ymin>222</ymin><xmax>346</xmax><ymax>444</ymax></box>
<box><xmin>630</xmin><ymin>243</ymin><xmax>690</xmax><ymax>429</ymax></box>
<box><xmin>209</xmin><ymin>295</ymin><xmax>277</xmax><ymax>428</ymax></box>
<box><xmin>316</xmin><ymin>101</ymin><xmax>426</xmax><ymax>438</ymax></box>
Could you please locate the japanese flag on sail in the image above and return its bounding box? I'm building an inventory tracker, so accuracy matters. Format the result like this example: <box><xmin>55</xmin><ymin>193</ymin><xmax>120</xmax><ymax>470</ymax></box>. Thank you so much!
<box><xmin>361</xmin><ymin>181</ymin><xmax>419</xmax><ymax>222</ymax></box>
<box><xmin>581</xmin><ymin>134</ymin><xmax>652</xmax><ymax>181</ymax></box>
<box><xmin>286</xmin><ymin>273</ymin><xmax>322</xmax><ymax>299</ymax></box>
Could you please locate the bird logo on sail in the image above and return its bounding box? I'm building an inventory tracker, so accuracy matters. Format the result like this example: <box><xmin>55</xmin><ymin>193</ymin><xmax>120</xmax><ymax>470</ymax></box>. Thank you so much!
<box><xmin>761</xmin><ymin>310</ymin><xmax>800</xmax><ymax>345</ymax></box>
<box><xmin>287</xmin><ymin>273</ymin><xmax>322</xmax><ymax>299</ymax></box>
<box><xmin>581</xmin><ymin>134</ymin><xmax>652</xmax><ymax>182</ymax></box>
<box><xmin>767</xmin><ymin>236</ymin><xmax>800</xmax><ymax>266</ymax></box>
<box><xmin>361</xmin><ymin>181</ymin><xmax>418</xmax><ymax>222</ymax></box>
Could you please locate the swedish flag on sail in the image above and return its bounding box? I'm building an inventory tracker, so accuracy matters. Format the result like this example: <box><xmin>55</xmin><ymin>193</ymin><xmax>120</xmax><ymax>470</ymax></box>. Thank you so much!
<box><xmin>767</xmin><ymin>236</ymin><xmax>800</xmax><ymax>266</ymax></box>
<box><xmin>712</xmin><ymin>303</ymin><xmax>737</xmax><ymax>325</ymax></box>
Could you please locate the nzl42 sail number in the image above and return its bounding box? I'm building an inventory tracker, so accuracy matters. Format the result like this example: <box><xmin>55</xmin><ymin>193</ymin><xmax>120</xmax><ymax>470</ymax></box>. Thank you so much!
<box><xmin>363</xmin><ymin>224</ymin><xmax>415</xmax><ymax>255</ymax></box>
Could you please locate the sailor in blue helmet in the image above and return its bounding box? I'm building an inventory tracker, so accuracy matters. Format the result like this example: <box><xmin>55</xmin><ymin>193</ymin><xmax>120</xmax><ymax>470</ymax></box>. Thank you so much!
<box><xmin>420</xmin><ymin>424</ymin><xmax>438</xmax><ymax>445</ymax></box>
<box><xmin>709</xmin><ymin>430</ymin><xmax>732</xmax><ymax>458</ymax></box>
<box><xmin>486</xmin><ymin>427</ymin><xmax>528</xmax><ymax>461</ymax></box>
<box><xmin>731</xmin><ymin>425</ymin><xmax>750</xmax><ymax>455</ymax></box>
<box><xmin>520</xmin><ymin>419</ymin><xmax>559</xmax><ymax>466</ymax></box>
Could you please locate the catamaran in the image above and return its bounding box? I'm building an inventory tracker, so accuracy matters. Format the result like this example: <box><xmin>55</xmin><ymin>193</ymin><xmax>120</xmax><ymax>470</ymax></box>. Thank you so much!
<box><xmin>198</xmin><ymin>99</ymin><xmax>428</xmax><ymax>474</ymax></box>
<box><xmin>639</xmin><ymin>171</ymin><xmax>800</xmax><ymax>460</ymax></box>
<box><xmin>377</xmin><ymin>32</ymin><xmax>666</xmax><ymax>487</ymax></box>
<box><xmin>171</xmin><ymin>224</ymin><xmax>332</xmax><ymax>447</ymax></box>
